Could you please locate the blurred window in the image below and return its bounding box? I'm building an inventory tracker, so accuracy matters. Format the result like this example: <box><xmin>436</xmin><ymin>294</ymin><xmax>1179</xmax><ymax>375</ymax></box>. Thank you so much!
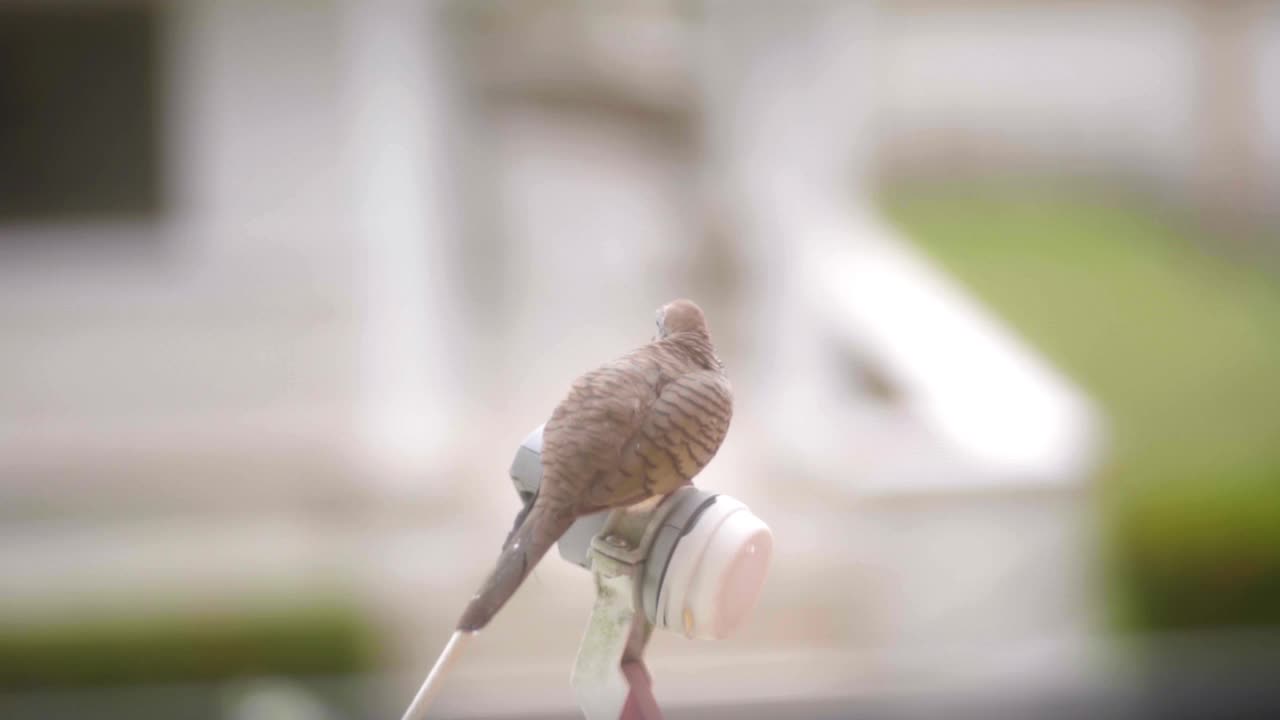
<box><xmin>0</xmin><ymin>3</ymin><xmax>162</xmax><ymax>222</ymax></box>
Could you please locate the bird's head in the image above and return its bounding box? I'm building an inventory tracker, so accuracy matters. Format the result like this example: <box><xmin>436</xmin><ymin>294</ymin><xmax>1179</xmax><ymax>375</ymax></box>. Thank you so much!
<box><xmin>655</xmin><ymin>299</ymin><xmax>709</xmax><ymax>339</ymax></box>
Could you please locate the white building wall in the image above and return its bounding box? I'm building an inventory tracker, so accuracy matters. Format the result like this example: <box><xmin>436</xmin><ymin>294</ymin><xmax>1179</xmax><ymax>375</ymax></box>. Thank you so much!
<box><xmin>874</xmin><ymin>2</ymin><xmax>1201</xmax><ymax>185</ymax></box>
<box><xmin>0</xmin><ymin>1</ymin><xmax>357</xmax><ymax>499</ymax></box>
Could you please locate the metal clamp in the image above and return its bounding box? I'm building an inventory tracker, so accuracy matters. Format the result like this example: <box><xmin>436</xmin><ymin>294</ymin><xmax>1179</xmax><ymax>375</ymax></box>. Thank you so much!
<box><xmin>572</xmin><ymin>491</ymin><xmax>692</xmax><ymax>719</ymax></box>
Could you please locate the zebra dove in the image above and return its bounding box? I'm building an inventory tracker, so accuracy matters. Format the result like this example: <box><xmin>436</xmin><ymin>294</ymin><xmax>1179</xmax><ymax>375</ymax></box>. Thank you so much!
<box><xmin>457</xmin><ymin>299</ymin><xmax>733</xmax><ymax>632</ymax></box>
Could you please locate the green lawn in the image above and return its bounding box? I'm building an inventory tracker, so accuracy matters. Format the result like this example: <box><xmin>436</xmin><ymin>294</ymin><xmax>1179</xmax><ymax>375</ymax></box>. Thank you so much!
<box><xmin>880</xmin><ymin>184</ymin><xmax>1280</xmax><ymax>632</ymax></box>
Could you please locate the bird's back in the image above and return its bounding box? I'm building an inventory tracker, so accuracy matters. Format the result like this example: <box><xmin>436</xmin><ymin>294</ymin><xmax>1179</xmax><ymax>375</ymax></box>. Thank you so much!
<box><xmin>540</xmin><ymin>337</ymin><xmax>731</xmax><ymax>515</ymax></box>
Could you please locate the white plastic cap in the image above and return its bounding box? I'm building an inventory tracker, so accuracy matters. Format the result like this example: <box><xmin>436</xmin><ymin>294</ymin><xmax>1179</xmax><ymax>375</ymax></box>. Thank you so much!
<box><xmin>655</xmin><ymin>496</ymin><xmax>773</xmax><ymax>640</ymax></box>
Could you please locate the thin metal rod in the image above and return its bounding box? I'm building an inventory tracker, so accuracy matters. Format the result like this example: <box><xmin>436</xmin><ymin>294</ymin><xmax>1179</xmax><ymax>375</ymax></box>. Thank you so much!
<box><xmin>400</xmin><ymin>630</ymin><xmax>474</xmax><ymax>720</ymax></box>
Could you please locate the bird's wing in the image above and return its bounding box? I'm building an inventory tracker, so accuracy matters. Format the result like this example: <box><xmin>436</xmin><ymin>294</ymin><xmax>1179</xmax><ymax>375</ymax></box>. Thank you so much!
<box><xmin>540</xmin><ymin>359</ymin><xmax>656</xmax><ymax>511</ymax></box>
<box><xmin>592</xmin><ymin>368</ymin><xmax>733</xmax><ymax>509</ymax></box>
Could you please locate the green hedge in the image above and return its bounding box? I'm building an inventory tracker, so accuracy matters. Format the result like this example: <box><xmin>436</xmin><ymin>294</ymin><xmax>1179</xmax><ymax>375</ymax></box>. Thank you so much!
<box><xmin>0</xmin><ymin>602</ymin><xmax>379</xmax><ymax>690</ymax></box>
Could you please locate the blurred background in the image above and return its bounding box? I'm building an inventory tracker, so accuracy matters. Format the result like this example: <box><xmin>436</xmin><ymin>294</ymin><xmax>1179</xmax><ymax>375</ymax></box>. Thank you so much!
<box><xmin>2</xmin><ymin>1</ymin><xmax>1279</xmax><ymax>718</ymax></box>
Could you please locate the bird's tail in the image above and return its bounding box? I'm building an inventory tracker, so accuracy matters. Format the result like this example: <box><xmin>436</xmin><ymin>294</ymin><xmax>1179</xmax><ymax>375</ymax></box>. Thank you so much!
<box><xmin>457</xmin><ymin>499</ymin><xmax>577</xmax><ymax>632</ymax></box>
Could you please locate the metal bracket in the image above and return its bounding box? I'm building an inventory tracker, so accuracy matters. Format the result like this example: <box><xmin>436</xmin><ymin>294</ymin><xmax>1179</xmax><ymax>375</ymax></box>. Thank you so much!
<box><xmin>571</xmin><ymin>490</ymin><xmax>696</xmax><ymax>719</ymax></box>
